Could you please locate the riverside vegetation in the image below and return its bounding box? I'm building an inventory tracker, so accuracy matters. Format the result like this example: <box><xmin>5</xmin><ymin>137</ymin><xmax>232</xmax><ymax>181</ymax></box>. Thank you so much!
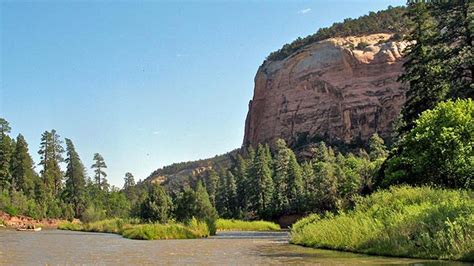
<box><xmin>291</xmin><ymin>186</ymin><xmax>473</xmax><ymax>261</ymax></box>
<box><xmin>0</xmin><ymin>0</ymin><xmax>472</xmax><ymax>261</ymax></box>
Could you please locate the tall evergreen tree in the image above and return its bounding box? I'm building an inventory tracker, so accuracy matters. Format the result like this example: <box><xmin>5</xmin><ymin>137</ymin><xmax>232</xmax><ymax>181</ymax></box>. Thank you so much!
<box><xmin>0</xmin><ymin>118</ymin><xmax>13</xmax><ymax>190</ymax></box>
<box><xmin>301</xmin><ymin>161</ymin><xmax>316</xmax><ymax>211</ymax></box>
<box><xmin>286</xmin><ymin>150</ymin><xmax>304</xmax><ymax>213</ymax></box>
<box><xmin>273</xmin><ymin>139</ymin><xmax>290</xmax><ymax>213</ymax></box>
<box><xmin>249</xmin><ymin>144</ymin><xmax>274</xmax><ymax>218</ymax></box>
<box><xmin>194</xmin><ymin>181</ymin><xmax>218</xmax><ymax>234</ymax></box>
<box><xmin>233</xmin><ymin>153</ymin><xmax>248</xmax><ymax>215</ymax></box>
<box><xmin>10</xmin><ymin>134</ymin><xmax>37</xmax><ymax>196</ymax></box>
<box><xmin>429</xmin><ymin>0</ymin><xmax>473</xmax><ymax>99</ymax></box>
<box><xmin>91</xmin><ymin>153</ymin><xmax>108</xmax><ymax>190</ymax></box>
<box><xmin>400</xmin><ymin>1</ymin><xmax>473</xmax><ymax>133</ymax></box>
<box><xmin>312</xmin><ymin>141</ymin><xmax>329</xmax><ymax>162</ymax></box>
<box><xmin>123</xmin><ymin>172</ymin><xmax>136</xmax><ymax>189</ymax></box>
<box><xmin>63</xmin><ymin>138</ymin><xmax>87</xmax><ymax>217</ymax></box>
<box><xmin>368</xmin><ymin>133</ymin><xmax>388</xmax><ymax>160</ymax></box>
<box><xmin>38</xmin><ymin>130</ymin><xmax>64</xmax><ymax>196</ymax></box>
<box><xmin>204</xmin><ymin>169</ymin><xmax>219</xmax><ymax>207</ymax></box>
<box><xmin>399</xmin><ymin>1</ymin><xmax>443</xmax><ymax>132</ymax></box>
<box><xmin>215</xmin><ymin>172</ymin><xmax>228</xmax><ymax>216</ymax></box>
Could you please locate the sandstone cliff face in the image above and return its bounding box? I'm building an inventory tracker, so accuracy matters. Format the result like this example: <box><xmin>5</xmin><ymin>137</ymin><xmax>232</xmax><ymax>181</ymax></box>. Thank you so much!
<box><xmin>244</xmin><ymin>34</ymin><xmax>410</xmax><ymax>147</ymax></box>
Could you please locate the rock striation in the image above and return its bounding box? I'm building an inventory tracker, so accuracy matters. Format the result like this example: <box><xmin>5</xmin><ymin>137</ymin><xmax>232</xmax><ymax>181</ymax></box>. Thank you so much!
<box><xmin>243</xmin><ymin>33</ymin><xmax>410</xmax><ymax>147</ymax></box>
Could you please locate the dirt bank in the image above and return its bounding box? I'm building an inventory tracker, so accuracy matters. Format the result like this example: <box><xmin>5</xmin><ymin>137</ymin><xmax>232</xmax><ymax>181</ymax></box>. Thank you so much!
<box><xmin>0</xmin><ymin>211</ymin><xmax>69</xmax><ymax>228</ymax></box>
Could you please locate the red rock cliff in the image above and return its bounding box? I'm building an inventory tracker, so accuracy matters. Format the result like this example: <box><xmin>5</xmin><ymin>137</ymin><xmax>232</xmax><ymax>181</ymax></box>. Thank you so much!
<box><xmin>243</xmin><ymin>34</ymin><xmax>410</xmax><ymax>147</ymax></box>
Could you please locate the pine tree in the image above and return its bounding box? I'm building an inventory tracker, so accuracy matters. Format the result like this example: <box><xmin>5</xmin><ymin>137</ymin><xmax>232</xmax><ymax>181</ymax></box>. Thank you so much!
<box><xmin>140</xmin><ymin>184</ymin><xmax>172</xmax><ymax>223</ymax></box>
<box><xmin>400</xmin><ymin>1</ymin><xmax>473</xmax><ymax>132</ymax></box>
<box><xmin>286</xmin><ymin>150</ymin><xmax>303</xmax><ymax>213</ymax></box>
<box><xmin>399</xmin><ymin>1</ymin><xmax>443</xmax><ymax>132</ymax></box>
<box><xmin>312</xmin><ymin>141</ymin><xmax>329</xmax><ymax>162</ymax></box>
<box><xmin>301</xmin><ymin>161</ymin><xmax>315</xmax><ymax>211</ymax></box>
<box><xmin>368</xmin><ymin>133</ymin><xmax>388</xmax><ymax>160</ymax></box>
<box><xmin>313</xmin><ymin>161</ymin><xmax>338</xmax><ymax>212</ymax></box>
<box><xmin>10</xmin><ymin>134</ymin><xmax>37</xmax><ymax>196</ymax></box>
<box><xmin>194</xmin><ymin>181</ymin><xmax>218</xmax><ymax>234</ymax></box>
<box><xmin>225</xmin><ymin>171</ymin><xmax>238</xmax><ymax>218</ymax></box>
<box><xmin>233</xmin><ymin>153</ymin><xmax>248</xmax><ymax>215</ymax></box>
<box><xmin>429</xmin><ymin>0</ymin><xmax>473</xmax><ymax>99</ymax></box>
<box><xmin>123</xmin><ymin>172</ymin><xmax>138</xmax><ymax>204</ymax></box>
<box><xmin>91</xmin><ymin>153</ymin><xmax>107</xmax><ymax>190</ymax></box>
<box><xmin>249</xmin><ymin>144</ymin><xmax>274</xmax><ymax>218</ymax></box>
<box><xmin>123</xmin><ymin>172</ymin><xmax>136</xmax><ymax>189</ymax></box>
<box><xmin>215</xmin><ymin>173</ymin><xmax>228</xmax><ymax>217</ymax></box>
<box><xmin>0</xmin><ymin>118</ymin><xmax>13</xmax><ymax>190</ymax></box>
<box><xmin>273</xmin><ymin>139</ymin><xmax>290</xmax><ymax>213</ymax></box>
<box><xmin>38</xmin><ymin>130</ymin><xmax>64</xmax><ymax>196</ymax></box>
<box><xmin>63</xmin><ymin>138</ymin><xmax>87</xmax><ymax>217</ymax></box>
<box><xmin>204</xmin><ymin>169</ymin><xmax>219</xmax><ymax>207</ymax></box>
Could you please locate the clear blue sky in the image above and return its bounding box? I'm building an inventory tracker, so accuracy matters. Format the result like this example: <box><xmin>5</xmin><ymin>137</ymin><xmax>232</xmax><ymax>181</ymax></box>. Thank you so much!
<box><xmin>1</xmin><ymin>0</ymin><xmax>405</xmax><ymax>187</ymax></box>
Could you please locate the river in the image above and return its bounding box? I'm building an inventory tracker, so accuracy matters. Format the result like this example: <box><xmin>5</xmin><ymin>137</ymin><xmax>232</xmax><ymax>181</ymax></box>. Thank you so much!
<box><xmin>0</xmin><ymin>229</ymin><xmax>469</xmax><ymax>265</ymax></box>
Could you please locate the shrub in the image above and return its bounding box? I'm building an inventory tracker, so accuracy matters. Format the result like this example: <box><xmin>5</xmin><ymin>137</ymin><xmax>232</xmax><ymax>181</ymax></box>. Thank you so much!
<box><xmin>58</xmin><ymin>218</ymin><xmax>211</xmax><ymax>240</ymax></box>
<box><xmin>290</xmin><ymin>186</ymin><xmax>474</xmax><ymax>261</ymax></box>
<box><xmin>356</xmin><ymin>41</ymin><xmax>370</xmax><ymax>50</ymax></box>
<box><xmin>81</xmin><ymin>205</ymin><xmax>106</xmax><ymax>223</ymax></box>
<box><xmin>216</xmin><ymin>219</ymin><xmax>280</xmax><ymax>231</ymax></box>
<box><xmin>383</xmin><ymin>99</ymin><xmax>474</xmax><ymax>189</ymax></box>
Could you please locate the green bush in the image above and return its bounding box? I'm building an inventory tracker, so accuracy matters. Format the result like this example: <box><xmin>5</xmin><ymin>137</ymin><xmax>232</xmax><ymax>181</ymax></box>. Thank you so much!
<box><xmin>290</xmin><ymin>186</ymin><xmax>474</xmax><ymax>261</ymax></box>
<box><xmin>58</xmin><ymin>221</ymin><xmax>83</xmax><ymax>231</ymax></box>
<box><xmin>81</xmin><ymin>205</ymin><xmax>106</xmax><ymax>223</ymax></box>
<box><xmin>383</xmin><ymin>99</ymin><xmax>474</xmax><ymax>189</ymax></box>
<box><xmin>121</xmin><ymin>220</ymin><xmax>209</xmax><ymax>240</ymax></box>
<box><xmin>59</xmin><ymin>218</ymin><xmax>210</xmax><ymax>240</ymax></box>
<box><xmin>216</xmin><ymin>219</ymin><xmax>280</xmax><ymax>231</ymax></box>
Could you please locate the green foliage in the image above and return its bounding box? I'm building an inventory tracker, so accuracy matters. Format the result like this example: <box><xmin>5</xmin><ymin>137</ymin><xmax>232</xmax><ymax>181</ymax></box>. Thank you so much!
<box><xmin>216</xmin><ymin>171</ymin><xmax>238</xmax><ymax>218</ymax></box>
<box><xmin>81</xmin><ymin>205</ymin><xmax>106</xmax><ymax>223</ymax></box>
<box><xmin>266</xmin><ymin>6</ymin><xmax>408</xmax><ymax>61</ymax></box>
<box><xmin>58</xmin><ymin>221</ymin><xmax>83</xmax><ymax>231</ymax></box>
<box><xmin>62</xmin><ymin>138</ymin><xmax>87</xmax><ymax>217</ymax></box>
<box><xmin>121</xmin><ymin>220</ymin><xmax>209</xmax><ymax>240</ymax></box>
<box><xmin>10</xmin><ymin>134</ymin><xmax>37</xmax><ymax>197</ymax></box>
<box><xmin>174</xmin><ymin>181</ymin><xmax>218</xmax><ymax>234</ymax></box>
<box><xmin>399</xmin><ymin>1</ymin><xmax>473</xmax><ymax>133</ymax></box>
<box><xmin>91</xmin><ymin>153</ymin><xmax>108</xmax><ymax>191</ymax></box>
<box><xmin>38</xmin><ymin>129</ymin><xmax>64</xmax><ymax>197</ymax></box>
<box><xmin>216</xmin><ymin>219</ymin><xmax>280</xmax><ymax>231</ymax></box>
<box><xmin>0</xmin><ymin>118</ymin><xmax>13</xmax><ymax>190</ymax></box>
<box><xmin>140</xmin><ymin>184</ymin><xmax>173</xmax><ymax>223</ymax></box>
<box><xmin>290</xmin><ymin>186</ymin><xmax>474</xmax><ymax>261</ymax></box>
<box><xmin>383</xmin><ymin>99</ymin><xmax>474</xmax><ymax>189</ymax></box>
<box><xmin>248</xmin><ymin>144</ymin><xmax>274</xmax><ymax>218</ymax></box>
<box><xmin>59</xmin><ymin>218</ymin><xmax>210</xmax><ymax>240</ymax></box>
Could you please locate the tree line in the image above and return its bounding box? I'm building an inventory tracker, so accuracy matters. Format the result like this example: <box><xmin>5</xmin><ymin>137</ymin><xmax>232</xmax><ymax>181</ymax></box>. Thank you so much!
<box><xmin>0</xmin><ymin>122</ymin><xmax>144</xmax><ymax>221</ymax></box>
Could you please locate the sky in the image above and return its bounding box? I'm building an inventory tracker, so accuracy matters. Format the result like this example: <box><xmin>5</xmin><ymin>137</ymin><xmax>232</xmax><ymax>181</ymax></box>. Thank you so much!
<box><xmin>1</xmin><ymin>0</ymin><xmax>405</xmax><ymax>187</ymax></box>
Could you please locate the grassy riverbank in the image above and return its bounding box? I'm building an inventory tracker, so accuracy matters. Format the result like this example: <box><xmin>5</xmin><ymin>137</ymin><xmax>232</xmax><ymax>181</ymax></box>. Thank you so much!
<box><xmin>59</xmin><ymin>218</ymin><xmax>280</xmax><ymax>240</ymax></box>
<box><xmin>290</xmin><ymin>186</ymin><xmax>473</xmax><ymax>261</ymax></box>
<box><xmin>217</xmin><ymin>219</ymin><xmax>280</xmax><ymax>231</ymax></box>
<box><xmin>59</xmin><ymin>218</ymin><xmax>210</xmax><ymax>240</ymax></box>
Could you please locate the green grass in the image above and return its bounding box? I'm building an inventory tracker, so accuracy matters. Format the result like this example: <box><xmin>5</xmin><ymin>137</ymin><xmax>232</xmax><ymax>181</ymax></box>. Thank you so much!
<box><xmin>58</xmin><ymin>218</ymin><xmax>210</xmax><ymax>240</ymax></box>
<box><xmin>122</xmin><ymin>218</ymin><xmax>209</xmax><ymax>240</ymax></box>
<box><xmin>290</xmin><ymin>186</ymin><xmax>474</xmax><ymax>261</ymax></box>
<box><xmin>216</xmin><ymin>219</ymin><xmax>280</xmax><ymax>231</ymax></box>
<box><xmin>58</xmin><ymin>221</ymin><xmax>84</xmax><ymax>231</ymax></box>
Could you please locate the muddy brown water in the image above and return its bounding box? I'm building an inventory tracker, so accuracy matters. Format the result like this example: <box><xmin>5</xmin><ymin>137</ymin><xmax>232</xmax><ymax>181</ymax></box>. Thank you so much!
<box><xmin>0</xmin><ymin>229</ymin><xmax>470</xmax><ymax>265</ymax></box>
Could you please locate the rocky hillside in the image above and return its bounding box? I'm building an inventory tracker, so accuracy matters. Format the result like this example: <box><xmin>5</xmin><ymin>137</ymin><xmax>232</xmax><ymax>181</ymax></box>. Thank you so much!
<box><xmin>145</xmin><ymin>150</ymin><xmax>237</xmax><ymax>190</ymax></box>
<box><xmin>243</xmin><ymin>33</ymin><xmax>410</xmax><ymax>148</ymax></box>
